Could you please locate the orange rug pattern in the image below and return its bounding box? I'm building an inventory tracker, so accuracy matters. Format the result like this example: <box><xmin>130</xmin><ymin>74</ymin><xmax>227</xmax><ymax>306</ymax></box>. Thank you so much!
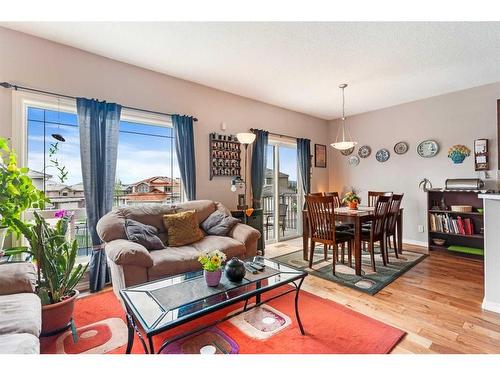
<box><xmin>41</xmin><ymin>287</ymin><xmax>405</xmax><ymax>354</ymax></box>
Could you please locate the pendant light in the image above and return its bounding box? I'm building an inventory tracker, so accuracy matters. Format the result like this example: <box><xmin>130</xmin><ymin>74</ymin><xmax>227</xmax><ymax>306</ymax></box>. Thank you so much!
<box><xmin>331</xmin><ymin>83</ymin><xmax>357</xmax><ymax>150</ymax></box>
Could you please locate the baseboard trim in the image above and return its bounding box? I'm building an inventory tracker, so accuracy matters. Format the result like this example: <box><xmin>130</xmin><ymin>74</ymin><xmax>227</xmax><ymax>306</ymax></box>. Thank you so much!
<box><xmin>403</xmin><ymin>239</ymin><xmax>428</xmax><ymax>248</ymax></box>
<box><xmin>482</xmin><ymin>299</ymin><xmax>500</xmax><ymax>314</ymax></box>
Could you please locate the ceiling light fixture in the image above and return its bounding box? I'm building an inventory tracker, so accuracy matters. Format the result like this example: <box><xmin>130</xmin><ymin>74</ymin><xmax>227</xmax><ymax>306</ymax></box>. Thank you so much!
<box><xmin>331</xmin><ymin>83</ymin><xmax>357</xmax><ymax>150</ymax></box>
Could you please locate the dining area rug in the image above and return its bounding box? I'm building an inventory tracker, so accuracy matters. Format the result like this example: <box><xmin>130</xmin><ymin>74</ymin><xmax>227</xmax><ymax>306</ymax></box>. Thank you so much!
<box><xmin>272</xmin><ymin>246</ymin><xmax>426</xmax><ymax>295</ymax></box>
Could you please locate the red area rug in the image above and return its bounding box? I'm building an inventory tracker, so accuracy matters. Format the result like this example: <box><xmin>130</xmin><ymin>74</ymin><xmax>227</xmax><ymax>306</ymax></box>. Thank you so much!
<box><xmin>41</xmin><ymin>288</ymin><xmax>404</xmax><ymax>354</ymax></box>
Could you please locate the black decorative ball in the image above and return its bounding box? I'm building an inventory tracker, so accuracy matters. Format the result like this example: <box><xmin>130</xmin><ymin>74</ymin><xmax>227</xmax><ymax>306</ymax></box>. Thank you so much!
<box><xmin>224</xmin><ymin>257</ymin><xmax>246</xmax><ymax>282</ymax></box>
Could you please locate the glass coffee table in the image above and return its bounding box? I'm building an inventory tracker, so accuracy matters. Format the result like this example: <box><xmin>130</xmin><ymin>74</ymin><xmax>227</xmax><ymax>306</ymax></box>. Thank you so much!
<box><xmin>120</xmin><ymin>256</ymin><xmax>307</xmax><ymax>354</ymax></box>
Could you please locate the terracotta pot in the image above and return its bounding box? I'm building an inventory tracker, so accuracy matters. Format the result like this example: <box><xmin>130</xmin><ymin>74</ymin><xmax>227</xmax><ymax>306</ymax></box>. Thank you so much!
<box><xmin>348</xmin><ymin>201</ymin><xmax>358</xmax><ymax>210</ymax></box>
<box><xmin>41</xmin><ymin>290</ymin><xmax>79</xmax><ymax>335</ymax></box>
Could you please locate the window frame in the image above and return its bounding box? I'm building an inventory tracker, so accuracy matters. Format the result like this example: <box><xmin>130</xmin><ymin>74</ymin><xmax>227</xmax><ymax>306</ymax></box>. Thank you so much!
<box><xmin>12</xmin><ymin>91</ymin><xmax>183</xmax><ymax>199</ymax></box>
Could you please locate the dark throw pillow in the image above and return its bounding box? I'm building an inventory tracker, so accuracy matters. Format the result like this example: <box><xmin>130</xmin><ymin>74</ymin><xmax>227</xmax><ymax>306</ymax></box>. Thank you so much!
<box><xmin>124</xmin><ymin>219</ymin><xmax>165</xmax><ymax>250</ymax></box>
<box><xmin>201</xmin><ymin>210</ymin><xmax>240</xmax><ymax>236</ymax></box>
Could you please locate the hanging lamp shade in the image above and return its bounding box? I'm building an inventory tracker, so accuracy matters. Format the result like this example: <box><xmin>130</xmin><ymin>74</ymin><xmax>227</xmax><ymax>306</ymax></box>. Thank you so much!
<box><xmin>331</xmin><ymin>84</ymin><xmax>357</xmax><ymax>150</ymax></box>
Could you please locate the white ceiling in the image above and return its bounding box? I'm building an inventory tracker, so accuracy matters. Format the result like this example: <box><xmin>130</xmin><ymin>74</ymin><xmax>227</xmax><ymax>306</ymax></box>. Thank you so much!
<box><xmin>3</xmin><ymin>22</ymin><xmax>500</xmax><ymax>120</ymax></box>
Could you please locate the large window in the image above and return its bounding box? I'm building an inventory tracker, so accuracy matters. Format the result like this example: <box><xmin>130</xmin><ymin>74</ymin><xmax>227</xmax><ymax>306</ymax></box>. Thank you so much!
<box><xmin>19</xmin><ymin>93</ymin><xmax>183</xmax><ymax>260</ymax></box>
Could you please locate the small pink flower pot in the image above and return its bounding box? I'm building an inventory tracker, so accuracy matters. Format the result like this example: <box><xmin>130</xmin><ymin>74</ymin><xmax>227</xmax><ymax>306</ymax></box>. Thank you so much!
<box><xmin>204</xmin><ymin>269</ymin><xmax>222</xmax><ymax>287</ymax></box>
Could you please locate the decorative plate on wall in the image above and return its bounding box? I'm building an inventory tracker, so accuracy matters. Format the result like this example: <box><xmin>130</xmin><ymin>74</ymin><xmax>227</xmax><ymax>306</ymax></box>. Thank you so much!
<box><xmin>375</xmin><ymin>148</ymin><xmax>390</xmax><ymax>162</ymax></box>
<box><xmin>394</xmin><ymin>142</ymin><xmax>409</xmax><ymax>155</ymax></box>
<box><xmin>417</xmin><ymin>140</ymin><xmax>439</xmax><ymax>158</ymax></box>
<box><xmin>340</xmin><ymin>146</ymin><xmax>354</xmax><ymax>156</ymax></box>
<box><xmin>358</xmin><ymin>145</ymin><xmax>371</xmax><ymax>158</ymax></box>
<box><xmin>348</xmin><ymin>155</ymin><xmax>360</xmax><ymax>167</ymax></box>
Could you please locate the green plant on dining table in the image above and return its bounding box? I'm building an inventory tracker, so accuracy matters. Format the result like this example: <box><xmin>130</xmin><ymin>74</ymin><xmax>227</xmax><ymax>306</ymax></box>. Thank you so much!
<box><xmin>0</xmin><ymin>137</ymin><xmax>48</xmax><ymax>236</ymax></box>
<box><xmin>5</xmin><ymin>210</ymin><xmax>88</xmax><ymax>305</ymax></box>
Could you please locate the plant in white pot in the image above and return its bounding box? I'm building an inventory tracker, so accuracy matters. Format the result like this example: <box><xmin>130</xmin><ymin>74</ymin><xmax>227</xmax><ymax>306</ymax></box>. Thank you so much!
<box><xmin>6</xmin><ymin>210</ymin><xmax>88</xmax><ymax>334</ymax></box>
<box><xmin>0</xmin><ymin>137</ymin><xmax>47</xmax><ymax>253</ymax></box>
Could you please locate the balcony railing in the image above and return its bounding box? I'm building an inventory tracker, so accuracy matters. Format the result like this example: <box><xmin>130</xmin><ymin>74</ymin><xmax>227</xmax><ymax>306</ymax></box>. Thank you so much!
<box><xmin>262</xmin><ymin>194</ymin><xmax>300</xmax><ymax>240</ymax></box>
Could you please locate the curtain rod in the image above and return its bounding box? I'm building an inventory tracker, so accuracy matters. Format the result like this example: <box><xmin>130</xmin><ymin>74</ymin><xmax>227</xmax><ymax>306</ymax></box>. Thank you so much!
<box><xmin>0</xmin><ymin>82</ymin><xmax>198</xmax><ymax>122</ymax></box>
<box><xmin>250</xmin><ymin>128</ymin><xmax>299</xmax><ymax>141</ymax></box>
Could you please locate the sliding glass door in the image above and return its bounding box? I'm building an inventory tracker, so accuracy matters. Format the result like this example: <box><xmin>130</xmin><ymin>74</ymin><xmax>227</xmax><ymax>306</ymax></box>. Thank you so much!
<box><xmin>262</xmin><ymin>140</ymin><xmax>302</xmax><ymax>243</ymax></box>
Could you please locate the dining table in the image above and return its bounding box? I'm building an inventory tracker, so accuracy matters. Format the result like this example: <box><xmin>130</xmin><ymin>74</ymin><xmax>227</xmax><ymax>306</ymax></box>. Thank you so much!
<box><xmin>302</xmin><ymin>206</ymin><xmax>404</xmax><ymax>276</ymax></box>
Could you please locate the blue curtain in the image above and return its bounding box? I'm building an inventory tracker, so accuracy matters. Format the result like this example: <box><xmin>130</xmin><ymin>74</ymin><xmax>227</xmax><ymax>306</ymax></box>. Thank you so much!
<box><xmin>250</xmin><ymin>130</ymin><xmax>269</xmax><ymax>208</ymax></box>
<box><xmin>172</xmin><ymin>115</ymin><xmax>196</xmax><ymax>200</ymax></box>
<box><xmin>77</xmin><ymin>98</ymin><xmax>121</xmax><ymax>292</ymax></box>
<box><xmin>297</xmin><ymin>138</ymin><xmax>311</xmax><ymax>195</ymax></box>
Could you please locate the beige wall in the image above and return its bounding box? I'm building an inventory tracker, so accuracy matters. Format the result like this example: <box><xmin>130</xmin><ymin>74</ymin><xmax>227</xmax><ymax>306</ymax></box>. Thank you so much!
<box><xmin>328</xmin><ymin>82</ymin><xmax>500</xmax><ymax>245</ymax></box>
<box><xmin>0</xmin><ymin>27</ymin><xmax>329</xmax><ymax>210</ymax></box>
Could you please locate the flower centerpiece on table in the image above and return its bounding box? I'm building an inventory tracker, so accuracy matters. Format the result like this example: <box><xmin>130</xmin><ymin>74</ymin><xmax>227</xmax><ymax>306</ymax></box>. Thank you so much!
<box><xmin>448</xmin><ymin>145</ymin><xmax>471</xmax><ymax>164</ymax></box>
<box><xmin>342</xmin><ymin>191</ymin><xmax>361</xmax><ymax>210</ymax></box>
<box><xmin>198</xmin><ymin>250</ymin><xmax>227</xmax><ymax>287</ymax></box>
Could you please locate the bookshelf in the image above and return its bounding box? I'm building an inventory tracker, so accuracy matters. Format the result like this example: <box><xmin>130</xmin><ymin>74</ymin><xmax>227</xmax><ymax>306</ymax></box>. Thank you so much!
<box><xmin>427</xmin><ymin>190</ymin><xmax>484</xmax><ymax>257</ymax></box>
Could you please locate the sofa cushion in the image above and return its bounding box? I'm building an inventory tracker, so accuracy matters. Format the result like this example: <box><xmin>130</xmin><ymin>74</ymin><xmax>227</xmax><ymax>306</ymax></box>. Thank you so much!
<box><xmin>97</xmin><ymin>204</ymin><xmax>179</xmax><ymax>243</ymax></box>
<box><xmin>163</xmin><ymin>211</ymin><xmax>204</xmax><ymax>247</ymax></box>
<box><xmin>148</xmin><ymin>246</ymin><xmax>203</xmax><ymax>280</ymax></box>
<box><xmin>0</xmin><ymin>333</ymin><xmax>39</xmax><ymax>354</ymax></box>
<box><xmin>201</xmin><ymin>210</ymin><xmax>240</xmax><ymax>236</ymax></box>
<box><xmin>124</xmin><ymin>219</ymin><xmax>165</xmax><ymax>250</ymax></box>
<box><xmin>176</xmin><ymin>200</ymin><xmax>217</xmax><ymax>223</ymax></box>
<box><xmin>192</xmin><ymin>235</ymin><xmax>246</xmax><ymax>259</ymax></box>
<box><xmin>0</xmin><ymin>293</ymin><xmax>41</xmax><ymax>336</ymax></box>
<box><xmin>0</xmin><ymin>262</ymin><xmax>37</xmax><ymax>295</ymax></box>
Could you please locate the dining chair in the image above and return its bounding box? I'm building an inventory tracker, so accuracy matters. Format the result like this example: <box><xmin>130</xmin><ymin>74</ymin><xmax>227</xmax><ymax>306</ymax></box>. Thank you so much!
<box><xmin>384</xmin><ymin>194</ymin><xmax>404</xmax><ymax>260</ymax></box>
<box><xmin>323</xmin><ymin>191</ymin><xmax>352</xmax><ymax>262</ymax></box>
<box><xmin>323</xmin><ymin>192</ymin><xmax>341</xmax><ymax>207</ymax></box>
<box><xmin>349</xmin><ymin>195</ymin><xmax>391</xmax><ymax>272</ymax></box>
<box><xmin>367</xmin><ymin>191</ymin><xmax>393</xmax><ymax>207</ymax></box>
<box><xmin>305</xmin><ymin>195</ymin><xmax>354</xmax><ymax>275</ymax></box>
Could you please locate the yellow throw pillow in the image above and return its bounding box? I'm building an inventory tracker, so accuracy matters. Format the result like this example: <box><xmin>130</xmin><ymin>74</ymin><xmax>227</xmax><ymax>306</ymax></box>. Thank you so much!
<box><xmin>163</xmin><ymin>210</ymin><xmax>204</xmax><ymax>247</ymax></box>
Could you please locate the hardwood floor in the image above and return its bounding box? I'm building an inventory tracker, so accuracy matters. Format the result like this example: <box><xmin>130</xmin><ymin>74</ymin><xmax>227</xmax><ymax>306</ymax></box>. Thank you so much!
<box><xmin>266</xmin><ymin>238</ymin><xmax>500</xmax><ymax>354</ymax></box>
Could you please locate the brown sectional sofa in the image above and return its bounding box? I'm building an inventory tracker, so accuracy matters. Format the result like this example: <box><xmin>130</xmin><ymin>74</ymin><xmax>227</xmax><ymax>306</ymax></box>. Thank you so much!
<box><xmin>0</xmin><ymin>262</ymin><xmax>41</xmax><ymax>354</ymax></box>
<box><xmin>97</xmin><ymin>200</ymin><xmax>261</xmax><ymax>298</ymax></box>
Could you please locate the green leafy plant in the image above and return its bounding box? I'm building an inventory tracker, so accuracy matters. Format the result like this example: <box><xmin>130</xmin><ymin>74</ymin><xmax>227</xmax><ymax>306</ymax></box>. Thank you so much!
<box><xmin>198</xmin><ymin>249</ymin><xmax>227</xmax><ymax>272</ymax></box>
<box><xmin>341</xmin><ymin>191</ymin><xmax>361</xmax><ymax>205</ymax></box>
<box><xmin>5</xmin><ymin>210</ymin><xmax>88</xmax><ymax>305</ymax></box>
<box><xmin>0</xmin><ymin>137</ymin><xmax>48</xmax><ymax>235</ymax></box>
<box><xmin>48</xmin><ymin>141</ymin><xmax>68</xmax><ymax>183</ymax></box>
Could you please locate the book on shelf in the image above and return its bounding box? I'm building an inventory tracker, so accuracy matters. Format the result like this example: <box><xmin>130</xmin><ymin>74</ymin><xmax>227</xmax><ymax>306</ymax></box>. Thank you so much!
<box><xmin>429</xmin><ymin>213</ymin><xmax>476</xmax><ymax>236</ymax></box>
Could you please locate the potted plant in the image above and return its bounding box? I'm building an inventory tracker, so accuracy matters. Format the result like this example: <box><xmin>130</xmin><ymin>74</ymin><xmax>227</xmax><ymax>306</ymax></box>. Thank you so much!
<box><xmin>198</xmin><ymin>250</ymin><xmax>227</xmax><ymax>287</ymax></box>
<box><xmin>342</xmin><ymin>191</ymin><xmax>361</xmax><ymax>210</ymax></box>
<box><xmin>5</xmin><ymin>210</ymin><xmax>88</xmax><ymax>335</ymax></box>
<box><xmin>0</xmin><ymin>137</ymin><xmax>47</xmax><ymax>251</ymax></box>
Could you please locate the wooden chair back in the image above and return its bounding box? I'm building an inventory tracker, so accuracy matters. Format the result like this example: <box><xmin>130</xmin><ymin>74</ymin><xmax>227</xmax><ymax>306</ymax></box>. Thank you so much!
<box><xmin>385</xmin><ymin>194</ymin><xmax>404</xmax><ymax>234</ymax></box>
<box><xmin>371</xmin><ymin>195</ymin><xmax>391</xmax><ymax>238</ymax></box>
<box><xmin>305</xmin><ymin>195</ymin><xmax>336</xmax><ymax>245</ymax></box>
<box><xmin>309</xmin><ymin>192</ymin><xmax>324</xmax><ymax>196</ymax></box>
<box><xmin>368</xmin><ymin>191</ymin><xmax>393</xmax><ymax>207</ymax></box>
<box><xmin>323</xmin><ymin>192</ymin><xmax>341</xmax><ymax>208</ymax></box>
